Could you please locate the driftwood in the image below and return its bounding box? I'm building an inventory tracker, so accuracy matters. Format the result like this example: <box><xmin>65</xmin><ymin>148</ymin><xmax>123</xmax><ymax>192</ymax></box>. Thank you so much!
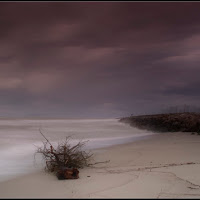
<box><xmin>56</xmin><ymin>167</ymin><xmax>79</xmax><ymax>180</ymax></box>
<box><xmin>36</xmin><ymin>129</ymin><xmax>93</xmax><ymax>180</ymax></box>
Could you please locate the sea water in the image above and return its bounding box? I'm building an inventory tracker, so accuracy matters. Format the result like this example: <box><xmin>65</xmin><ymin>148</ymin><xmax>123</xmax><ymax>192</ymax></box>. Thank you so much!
<box><xmin>0</xmin><ymin>118</ymin><xmax>155</xmax><ymax>182</ymax></box>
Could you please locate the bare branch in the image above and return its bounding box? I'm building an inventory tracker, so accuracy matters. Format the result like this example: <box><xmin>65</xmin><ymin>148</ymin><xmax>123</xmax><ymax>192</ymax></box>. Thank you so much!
<box><xmin>35</xmin><ymin>133</ymin><xmax>93</xmax><ymax>174</ymax></box>
<box><xmin>39</xmin><ymin>128</ymin><xmax>53</xmax><ymax>147</ymax></box>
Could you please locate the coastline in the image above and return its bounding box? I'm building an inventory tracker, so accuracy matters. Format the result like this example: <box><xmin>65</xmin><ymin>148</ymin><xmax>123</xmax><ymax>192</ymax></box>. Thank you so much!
<box><xmin>120</xmin><ymin>112</ymin><xmax>200</xmax><ymax>132</ymax></box>
<box><xmin>0</xmin><ymin>132</ymin><xmax>200</xmax><ymax>198</ymax></box>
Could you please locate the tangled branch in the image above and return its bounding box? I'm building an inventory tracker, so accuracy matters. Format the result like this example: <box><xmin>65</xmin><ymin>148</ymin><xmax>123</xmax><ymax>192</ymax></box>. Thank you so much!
<box><xmin>35</xmin><ymin>129</ymin><xmax>93</xmax><ymax>174</ymax></box>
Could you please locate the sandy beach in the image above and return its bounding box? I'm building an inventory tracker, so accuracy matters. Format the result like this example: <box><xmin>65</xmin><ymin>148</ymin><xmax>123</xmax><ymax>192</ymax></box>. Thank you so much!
<box><xmin>0</xmin><ymin>132</ymin><xmax>200</xmax><ymax>198</ymax></box>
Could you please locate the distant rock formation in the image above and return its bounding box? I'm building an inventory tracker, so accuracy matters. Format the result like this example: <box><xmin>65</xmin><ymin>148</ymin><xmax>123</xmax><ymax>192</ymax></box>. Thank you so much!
<box><xmin>119</xmin><ymin>112</ymin><xmax>200</xmax><ymax>132</ymax></box>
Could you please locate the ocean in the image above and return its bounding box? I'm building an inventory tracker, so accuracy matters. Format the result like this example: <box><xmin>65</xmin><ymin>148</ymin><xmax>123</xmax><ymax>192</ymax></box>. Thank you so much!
<box><xmin>0</xmin><ymin>118</ymin><xmax>155</xmax><ymax>182</ymax></box>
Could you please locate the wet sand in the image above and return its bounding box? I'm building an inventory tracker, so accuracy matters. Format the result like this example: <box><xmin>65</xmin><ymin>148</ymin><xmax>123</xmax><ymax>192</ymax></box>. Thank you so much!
<box><xmin>0</xmin><ymin>132</ymin><xmax>200</xmax><ymax>198</ymax></box>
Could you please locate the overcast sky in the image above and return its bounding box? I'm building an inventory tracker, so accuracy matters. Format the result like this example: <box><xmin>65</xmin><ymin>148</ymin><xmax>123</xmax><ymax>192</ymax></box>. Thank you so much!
<box><xmin>0</xmin><ymin>2</ymin><xmax>200</xmax><ymax>118</ymax></box>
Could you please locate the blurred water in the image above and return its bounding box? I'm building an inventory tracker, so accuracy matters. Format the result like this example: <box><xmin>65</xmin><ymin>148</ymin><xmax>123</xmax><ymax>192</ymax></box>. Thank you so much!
<box><xmin>0</xmin><ymin>118</ymin><xmax>155</xmax><ymax>182</ymax></box>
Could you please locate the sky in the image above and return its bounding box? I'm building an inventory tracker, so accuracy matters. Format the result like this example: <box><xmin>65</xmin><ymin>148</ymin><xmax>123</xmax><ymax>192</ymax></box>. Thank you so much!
<box><xmin>0</xmin><ymin>2</ymin><xmax>200</xmax><ymax>118</ymax></box>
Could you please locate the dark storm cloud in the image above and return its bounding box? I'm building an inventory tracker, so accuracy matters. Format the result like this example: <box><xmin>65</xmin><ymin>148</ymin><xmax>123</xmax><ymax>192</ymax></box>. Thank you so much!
<box><xmin>162</xmin><ymin>81</ymin><xmax>200</xmax><ymax>97</ymax></box>
<box><xmin>0</xmin><ymin>2</ymin><xmax>200</xmax><ymax>118</ymax></box>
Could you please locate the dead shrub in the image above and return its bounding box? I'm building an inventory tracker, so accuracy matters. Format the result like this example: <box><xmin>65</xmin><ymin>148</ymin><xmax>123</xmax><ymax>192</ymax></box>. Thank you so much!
<box><xmin>35</xmin><ymin>129</ymin><xmax>93</xmax><ymax>174</ymax></box>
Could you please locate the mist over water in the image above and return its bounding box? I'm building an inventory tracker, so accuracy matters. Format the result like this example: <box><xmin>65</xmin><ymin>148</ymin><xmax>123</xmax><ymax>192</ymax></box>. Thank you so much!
<box><xmin>0</xmin><ymin>119</ymin><xmax>155</xmax><ymax>182</ymax></box>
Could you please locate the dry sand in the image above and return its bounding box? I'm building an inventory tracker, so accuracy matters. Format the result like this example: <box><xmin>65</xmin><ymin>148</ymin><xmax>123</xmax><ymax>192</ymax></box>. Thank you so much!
<box><xmin>1</xmin><ymin>132</ymin><xmax>200</xmax><ymax>198</ymax></box>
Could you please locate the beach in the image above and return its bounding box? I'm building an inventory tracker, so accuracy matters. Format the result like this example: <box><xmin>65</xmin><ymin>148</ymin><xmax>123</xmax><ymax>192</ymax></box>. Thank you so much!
<box><xmin>1</xmin><ymin>2</ymin><xmax>200</xmax><ymax>198</ymax></box>
<box><xmin>0</xmin><ymin>131</ymin><xmax>200</xmax><ymax>198</ymax></box>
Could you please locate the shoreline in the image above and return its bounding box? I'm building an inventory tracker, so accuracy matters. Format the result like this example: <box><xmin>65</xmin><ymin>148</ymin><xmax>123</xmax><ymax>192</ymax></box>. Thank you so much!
<box><xmin>0</xmin><ymin>132</ymin><xmax>157</xmax><ymax>183</ymax></box>
<box><xmin>1</xmin><ymin>132</ymin><xmax>200</xmax><ymax>198</ymax></box>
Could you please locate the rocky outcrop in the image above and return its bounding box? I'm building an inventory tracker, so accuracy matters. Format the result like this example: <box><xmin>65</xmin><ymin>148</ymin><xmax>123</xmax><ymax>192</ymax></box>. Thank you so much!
<box><xmin>119</xmin><ymin>113</ymin><xmax>200</xmax><ymax>132</ymax></box>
